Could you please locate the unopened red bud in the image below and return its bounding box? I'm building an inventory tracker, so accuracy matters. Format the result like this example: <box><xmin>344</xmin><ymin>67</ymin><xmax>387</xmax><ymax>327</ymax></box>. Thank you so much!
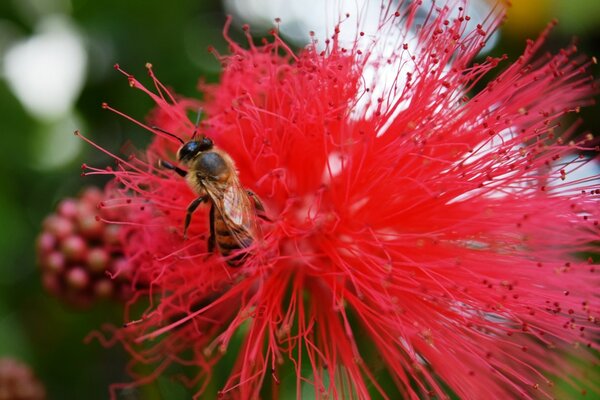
<box><xmin>87</xmin><ymin>247</ymin><xmax>110</xmax><ymax>273</ymax></box>
<box><xmin>0</xmin><ymin>358</ymin><xmax>46</xmax><ymax>400</ymax></box>
<box><xmin>78</xmin><ymin>215</ymin><xmax>104</xmax><ymax>239</ymax></box>
<box><xmin>103</xmin><ymin>224</ymin><xmax>121</xmax><ymax>245</ymax></box>
<box><xmin>44</xmin><ymin>215</ymin><xmax>74</xmax><ymax>239</ymax></box>
<box><xmin>61</xmin><ymin>236</ymin><xmax>87</xmax><ymax>262</ymax></box>
<box><xmin>94</xmin><ymin>279</ymin><xmax>114</xmax><ymax>298</ymax></box>
<box><xmin>81</xmin><ymin>186</ymin><xmax>103</xmax><ymax>205</ymax></box>
<box><xmin>66</xmin><ymin>267</ymin><xmax>89</xmax><ymax>290</ymax></box>
<box><xmin>43</xmin><ymin>252</ymin><xmax>65</xmax><ymax>274</ymax></box>
<box><xmin>36</xmin><ymin>232</ymin><xmax>56</xmax><ymax>254</ymax></box>
<box><xmin>57</xmin><ymin>198</ymin><xmax>78</xmax><ymax>219</ymax></box>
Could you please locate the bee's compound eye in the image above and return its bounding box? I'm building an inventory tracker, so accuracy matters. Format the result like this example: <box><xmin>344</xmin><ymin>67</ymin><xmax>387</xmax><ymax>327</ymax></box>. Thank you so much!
<box><xmin>178</xmin><ymin>141</ymin><xmax>200</xmax><ymax>161</ymax></box>
<box><xmin>198</xmin><ymin>137</ymin><xmax>213</xmax><ymax>151</ymax></box>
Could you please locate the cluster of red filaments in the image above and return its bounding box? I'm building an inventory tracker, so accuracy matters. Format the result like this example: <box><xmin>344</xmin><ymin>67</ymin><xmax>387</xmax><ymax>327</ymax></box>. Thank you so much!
<box><xmin>82</xmin><ymin>1</ymin><xmax>599</xmax><ymax>399</ymax></box>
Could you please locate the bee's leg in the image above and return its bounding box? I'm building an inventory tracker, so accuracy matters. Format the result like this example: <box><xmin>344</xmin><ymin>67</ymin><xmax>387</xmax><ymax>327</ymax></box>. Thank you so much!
<box><xmin>247</xmin><ymin>190</ymin><xmax>271</xmax><ymax>221</ymax></box>
<box><xmin>207</xmin><ymin>204</ymin><xmax>216</xmax><ymax>253</ymax></box>
<box><xmin>159</xmin><ymin>160</ymin><xmax>187</xmax><ymax>177</ymax></box>
<box><xmin>183</xmin><ymin>195</ymin><xmax>208</xmax><ymax>239</ymax></box>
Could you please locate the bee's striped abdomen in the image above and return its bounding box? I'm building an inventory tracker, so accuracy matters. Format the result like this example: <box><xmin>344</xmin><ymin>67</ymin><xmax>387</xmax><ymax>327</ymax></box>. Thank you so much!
<box><xmin>213</xmin><ymin>208</ymin><xmax>253</xmax><ymax>266</ymax></box>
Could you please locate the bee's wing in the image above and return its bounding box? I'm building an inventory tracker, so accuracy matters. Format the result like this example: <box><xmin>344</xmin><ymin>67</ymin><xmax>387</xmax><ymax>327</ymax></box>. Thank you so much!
<box><xmin>202</xmin><ymin>177</ymin><xmax>257</xmax><ymax>248</ymax></box>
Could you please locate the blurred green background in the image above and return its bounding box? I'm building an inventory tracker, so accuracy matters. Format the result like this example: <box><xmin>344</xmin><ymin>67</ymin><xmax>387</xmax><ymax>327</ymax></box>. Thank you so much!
<box><xmin>0</xmin><ymin>0</ymin><xmax>598</xmax><ymax>399</ymax></box>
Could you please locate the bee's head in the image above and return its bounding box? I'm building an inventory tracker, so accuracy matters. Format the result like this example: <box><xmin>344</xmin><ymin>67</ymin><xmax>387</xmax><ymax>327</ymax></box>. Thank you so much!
<box><xmin>177</xmin><ymin>136</ymin><xmax>214</xmax><ymax>163</ymax></box>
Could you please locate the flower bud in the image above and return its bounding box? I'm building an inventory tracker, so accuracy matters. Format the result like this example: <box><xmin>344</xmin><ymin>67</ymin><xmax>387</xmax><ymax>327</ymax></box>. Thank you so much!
<box><xmin>0</xmin><ymin>357</ymin><xmax>46</xmax><ymax>400</ymax></box>
<box><xmin>36</xmin><ymin>186</ymin><xmax>137</xmax><ymax>307</ymax></box>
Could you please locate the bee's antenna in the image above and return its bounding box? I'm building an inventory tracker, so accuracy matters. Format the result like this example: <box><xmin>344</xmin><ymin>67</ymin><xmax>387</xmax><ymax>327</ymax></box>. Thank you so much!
<box><xmin>191</xmin><ymin>108</ymin><xmax>203</xmax><ymax>140</ymax></box>
<box><xmin>152</xmin><ymin>126</ymin><xmax>184</xmax><ymax>144</ymax></box>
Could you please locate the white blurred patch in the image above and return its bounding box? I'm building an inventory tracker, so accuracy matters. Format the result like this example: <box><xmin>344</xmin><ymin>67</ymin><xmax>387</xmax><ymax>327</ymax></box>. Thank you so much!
<box><xmin>225</xmin><ymin>0</ymin><xmax>498</xmax><ymax>50</ymax></box>
<box><xmin>32</xmin><ymin>112</ymin><xmax>83</xmax><ymax>170</ymax></box>
<box><xmin>322</xmin><ymin>151</ymin><xmax>344</xmax><ymax>183</ymax></box>
<box><xmin>548</xmin><ymin>155</ymin><xmax>600</xmax><ymax>191</ymax></box>
<box><xmin>224</xmin><ymin>0</ymin><xmax>329</xmax><ymax>44</ymax></box>
<box><xmin>3</xmin><ymin>15</ymin><xmax>87</xmax><ymax>120</ymax></box>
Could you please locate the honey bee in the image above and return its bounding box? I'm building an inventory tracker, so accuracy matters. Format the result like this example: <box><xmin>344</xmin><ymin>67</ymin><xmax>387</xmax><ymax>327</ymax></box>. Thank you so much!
<box><xmin>156</xmin><ymin>128</ymin><xmax>267</xmax><ymax>267</ymax></box>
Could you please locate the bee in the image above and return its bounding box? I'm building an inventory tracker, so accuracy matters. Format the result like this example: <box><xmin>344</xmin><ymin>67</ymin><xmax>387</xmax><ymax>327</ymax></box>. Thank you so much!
<box><xmin>156</xmin><ymin>127</ymin><xmax>268</xmax><ymax>267</ymax></box>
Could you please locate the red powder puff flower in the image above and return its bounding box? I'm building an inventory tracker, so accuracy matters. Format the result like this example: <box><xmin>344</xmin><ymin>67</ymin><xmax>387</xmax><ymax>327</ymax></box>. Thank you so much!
<box><xmin>82</xmin><ymin>1</ymin><xmax>599</xmax><ymax>399</ymax></box>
